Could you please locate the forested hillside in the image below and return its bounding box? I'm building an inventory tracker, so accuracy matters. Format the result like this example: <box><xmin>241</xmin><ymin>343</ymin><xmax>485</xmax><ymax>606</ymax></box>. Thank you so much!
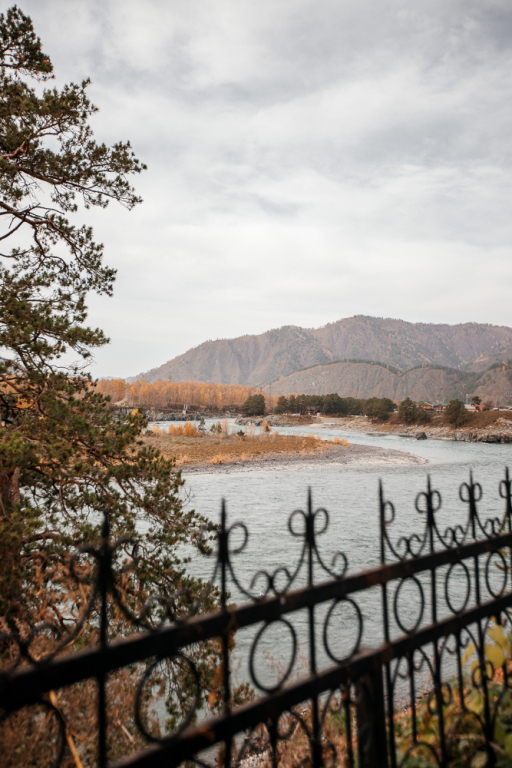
<box><xmin>267</xmin><ymin>360</ymin><xmax>512</xmax><ymax>405</ymax></box>
<box><xmin>133</xmin><ymin>316</ymin><xmax>512</xmax><ymax>387</ymax></box>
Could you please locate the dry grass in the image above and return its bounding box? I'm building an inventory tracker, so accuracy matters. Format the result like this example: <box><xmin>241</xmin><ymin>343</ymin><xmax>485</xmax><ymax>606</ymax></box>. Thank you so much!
<box><xmin>168</xmin><ymin>422</ymin><xmax>200</xmax><ymax>436</ymax></box>
<box><xmin>414</xmin><ymin>410</ymin><xmax>512</xmax><ymax>429</ymax></box>
<box><xmin>143</xmin><ymin>430</ymin><xmax>349</xmax><ymax>467</ymax></box>
<box><xmin>218</xmin><ymin>696</ymin><xmax>349</xmax><ymax>768</ymax></box>
<box><xmin>465</xmin><ymin>410</ymin><xmax>512</xmax><ymax>428</ymax></box>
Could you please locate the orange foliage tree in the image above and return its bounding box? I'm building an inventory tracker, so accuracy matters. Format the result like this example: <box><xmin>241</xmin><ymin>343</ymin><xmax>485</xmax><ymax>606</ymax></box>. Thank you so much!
<box><xmin>96</xmin><ymin>379</ymin><xmax>277</xmax><ymax>411</ymax></box>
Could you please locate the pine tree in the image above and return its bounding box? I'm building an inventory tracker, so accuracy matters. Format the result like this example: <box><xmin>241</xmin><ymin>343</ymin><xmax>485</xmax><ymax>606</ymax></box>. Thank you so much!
<box><xmin>241</xmin><ymin>393</ymin><xmax>265</xmax><ymax>416</ymax></box>
<box><xmin>444</xmin><ymin>399</ymin><xmax>470</xmax><ymax>427</ymax></box>
<box><xmin>274</xmin><ymin>395</ymin><xmax>290</xmax><ymax>414</ymax></box>
<box><xmin>398</xmin><ymin>397</ymin><xmax>418</xmax><ymax>425</ymax></box>
<box><xmin>0</xmin><ymin>8</ymin><xmax>229</xmax><ymax>762</ymax></box>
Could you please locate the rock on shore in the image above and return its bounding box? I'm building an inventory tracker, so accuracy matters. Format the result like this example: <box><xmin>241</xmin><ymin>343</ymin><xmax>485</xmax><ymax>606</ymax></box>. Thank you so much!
<box><xmin>235</xmin><ymin>415</ymin><xmax>314</xmax><ymax>426</ymax></box>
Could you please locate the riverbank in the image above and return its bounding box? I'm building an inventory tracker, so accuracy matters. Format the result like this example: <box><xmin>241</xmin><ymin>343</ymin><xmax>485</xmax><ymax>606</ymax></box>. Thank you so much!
<box><xmin>142</xmin><ymin>427</ymin><xmax>426</xmax><ymax>474</ymax></box>
<box><xmin>319</xmin><ymin>414</ymin><xmax>512</xmax><ymax>443</ymax></box>
<box><xmin>235</xmin><ymin>414</ymin><xmax>315</xmax><ymax>426</ymax></box>
<box><xmin>180</xmin><ymin>443</ymin><xmax>427</xmax><ymax>474</ymax></box>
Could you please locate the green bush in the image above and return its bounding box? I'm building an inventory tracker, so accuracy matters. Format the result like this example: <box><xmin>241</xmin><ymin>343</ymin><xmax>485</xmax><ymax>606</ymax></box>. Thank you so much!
<box><xmin>241</xmin><ymin>394</ymin><xmax>265</xmax><ymax>416</ymax></box>
<box><xmin>444</xmin><ymin>399</ymin><xmax>471</xmax><ymax>427</ymax></box>
<box><xmin>398</xmin><ymin>397</ymin><xmax>419</xmax><ymax>424</ymax></box>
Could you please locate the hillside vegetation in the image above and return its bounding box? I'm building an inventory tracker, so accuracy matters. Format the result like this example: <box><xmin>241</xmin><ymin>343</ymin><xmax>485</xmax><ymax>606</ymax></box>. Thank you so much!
<box><xmin>107</xmin><ymin>361</ymin><xmax>512</xmax><ymax>410</ymax></box>
<box><xmin>133</xmin><ymin>316</ymin><xmax>512</xmax><ymax>388</ymax></box>
<box><xmin>266</xmin><ymin>360</ymin><xmax>512</xmax><ymax>405</ymax></box>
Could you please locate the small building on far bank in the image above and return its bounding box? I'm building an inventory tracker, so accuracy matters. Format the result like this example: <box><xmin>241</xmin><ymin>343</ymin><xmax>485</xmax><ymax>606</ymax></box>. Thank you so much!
<box><xmin>420</xmin><ymin>402</ymin><xmax>448</xmax><ymax>413</ymax></box>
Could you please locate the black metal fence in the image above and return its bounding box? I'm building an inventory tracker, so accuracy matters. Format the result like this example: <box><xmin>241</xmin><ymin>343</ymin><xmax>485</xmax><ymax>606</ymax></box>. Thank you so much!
<box><xmin>3</xmin><ymin>471</ymin><xmax>512</xmax><ymax>767</ymax></box>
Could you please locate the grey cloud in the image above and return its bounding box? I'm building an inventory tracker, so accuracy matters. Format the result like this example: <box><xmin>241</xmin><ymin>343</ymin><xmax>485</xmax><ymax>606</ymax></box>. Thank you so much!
<box><xmin>15</xmin><ymin>0</ymin><xmax>512</xmax><ymax>377</ymax></box>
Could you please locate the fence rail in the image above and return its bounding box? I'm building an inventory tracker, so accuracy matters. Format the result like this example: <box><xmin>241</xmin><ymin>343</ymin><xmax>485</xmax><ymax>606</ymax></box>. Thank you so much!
<box><xmin>2</xmin><ymin>471</ymin><xmax>512</xmax><ymax>767</ymax></box>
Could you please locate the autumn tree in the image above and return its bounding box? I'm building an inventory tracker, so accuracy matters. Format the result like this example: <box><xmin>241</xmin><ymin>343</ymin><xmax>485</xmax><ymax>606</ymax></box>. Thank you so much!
<box><xmin>124</xmin><ymin>379</ymin><xmax>265</xmax><ymax>412</ymax></box>
<box><xmin>0</xmin><ymin>8</ymin><xmax>228</xmax><ymax>763</ymax></box>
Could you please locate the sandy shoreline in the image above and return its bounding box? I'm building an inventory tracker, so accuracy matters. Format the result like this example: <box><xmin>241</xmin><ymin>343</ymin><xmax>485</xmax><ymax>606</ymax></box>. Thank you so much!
<box><xmin>180</xmin><ymin>442</ymin><xmax>427</xmax><ymax>475</ymax></box>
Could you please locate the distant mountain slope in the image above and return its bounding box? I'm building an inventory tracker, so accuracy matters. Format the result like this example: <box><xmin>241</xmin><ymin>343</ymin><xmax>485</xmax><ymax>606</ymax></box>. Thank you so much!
<box><xmin>310</xmin><ymin>316</ymin><xmax>512</xmax><ymax>372</ymax></box>
<box><xmin>133</xmin><ymin>316</ymin><xmax>512</xmax><ymax>387</ymax></box>
<box><xmin>266</xmin><ymin>361</ymin><xmax>512</xmax><ymax>405</ymax></box>
<box><xmin>135</xmin><ymin>325</ymin><xmax>333</xmax><ymax>385</ymax></box>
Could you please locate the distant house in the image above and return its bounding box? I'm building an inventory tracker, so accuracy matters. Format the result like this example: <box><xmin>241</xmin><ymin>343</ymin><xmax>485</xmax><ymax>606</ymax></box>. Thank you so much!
<box><xmin>420</xmin><ymin>402</ymin><xmax>448</xmax><ymax>412</ymax></box>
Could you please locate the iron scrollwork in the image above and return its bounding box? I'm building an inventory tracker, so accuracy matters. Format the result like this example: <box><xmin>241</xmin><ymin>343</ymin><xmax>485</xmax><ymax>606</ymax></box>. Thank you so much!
<box><xmin>381</xmin><ymin>469</ymin><xmax>512</xmax><ymax>767</ymax></box>
<box><xmin>3</xmin><ymin>472</ymin><xmax>512</xmax><ymax>767</ymax></box>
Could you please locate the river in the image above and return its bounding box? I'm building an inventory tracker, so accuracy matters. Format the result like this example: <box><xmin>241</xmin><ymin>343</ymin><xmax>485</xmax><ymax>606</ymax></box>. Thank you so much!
<box><xmin>150</xmin><ymin>418</ymin><xmax>512</xmax><ymax>694</ymax></box>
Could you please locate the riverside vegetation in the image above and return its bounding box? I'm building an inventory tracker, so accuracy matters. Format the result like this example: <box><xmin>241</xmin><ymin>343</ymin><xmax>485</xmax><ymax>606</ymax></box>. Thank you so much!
<box><xmin>329</xmin><ymin>401</ymin><xmax>512</xmax><ymax>443</ymax></box>
<box><xmin>97</xmin><ymin>378</ymin><xmax>278</xmax><ymax>412</ymax></box>
<box><xmin>143</xmin><ymin>419</ymin><xmax>350</xmax><ymax>468</ymax></box>
<box><xmin>229</xmin><ymin>620</ymin><xmax>512</xmax><ymax>767</ymax></box>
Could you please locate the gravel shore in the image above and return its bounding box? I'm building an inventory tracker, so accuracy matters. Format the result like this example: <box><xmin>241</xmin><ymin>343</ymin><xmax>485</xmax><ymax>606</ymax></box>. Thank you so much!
<box><xmin>180</xmin><ymin>442</ymin><xmax>427</xmax><ymax>474</ymax></box>
<box><xmin>319</xmin><ymin>415</ymin><xmax>512</xmax><ymax>443</ymax></box>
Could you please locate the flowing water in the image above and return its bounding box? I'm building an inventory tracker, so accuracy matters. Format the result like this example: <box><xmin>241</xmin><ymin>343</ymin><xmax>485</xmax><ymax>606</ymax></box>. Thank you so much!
<box><xmin>150</xmin><ymin>418</ymin><xmax>512</xmax><ymax>693</ymax></box>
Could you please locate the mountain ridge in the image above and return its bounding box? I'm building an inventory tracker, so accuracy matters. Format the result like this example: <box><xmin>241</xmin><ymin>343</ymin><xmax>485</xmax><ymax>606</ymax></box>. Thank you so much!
<box><xmin>132</xmin><ymin>316</ymin><xmax>512</xmax><ymax>388</ymax></box>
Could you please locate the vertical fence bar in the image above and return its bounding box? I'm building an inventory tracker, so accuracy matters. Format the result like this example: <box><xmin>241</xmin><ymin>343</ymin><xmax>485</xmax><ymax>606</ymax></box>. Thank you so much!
<box><xmin>501</xmin><ymin>470</ymin><xmax>512</xmax><ymax>699</ymax></box>
<box><xmin>356</xmin><ymin>657</ymin><xmax>388</xmax><ymax>768</ymax></box>
<box><xmin>467</xmin><ymin>473</ymin><xmax>494</xmax><ymax>765</ymax></box>
<box><xmin>98</xmin><ymin>512</ymin><xmax>110</xmax><ymax>768</ymax></box>
<box><xmin>306</xmin><ymin>488</ymin><xmax>321</xmax><ymax>768</ymax></box>
<box><xmin>408</xmin><ymin>655</ymin><xmax>418</xmax><ymax>745</ymax></box>
<box><xmin>343</xmin><ymin>684</ymin><xmax>354</xmax><ymax>768</ymax></box>
<box><xmin>501</xmin><ymin>467</ymin><xmax>512</xmax><ymax>583</ymax></box>
<box><xmin>456</xmin><ymin>633</ymin><xmax>465</xmax><ymax>710</ymax></box>
<box><xmin>426</xmin><ymin>477</ymin><xmax>447</xmax><ymax>765</ymax></box>
<box><xmin>379</xmin><ymin>481</ymin><xmax>395</xmax><ymax>768</ymax></box>
<box><xmin>269</xmin><ymin>714</ymin><xmax>278</xmax><ymax>768</ymax></box>
<box><xmin>220</xmin><ymin>500</ymin><xmax>232</xmax><ymax>768</ymax></box>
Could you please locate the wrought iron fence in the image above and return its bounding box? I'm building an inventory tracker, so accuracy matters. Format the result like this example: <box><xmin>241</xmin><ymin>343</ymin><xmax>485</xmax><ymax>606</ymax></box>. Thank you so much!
<box><xmin>3</xmin><ymin>470</ymin><xmax>512</xmax><ymax>767</ymax></box>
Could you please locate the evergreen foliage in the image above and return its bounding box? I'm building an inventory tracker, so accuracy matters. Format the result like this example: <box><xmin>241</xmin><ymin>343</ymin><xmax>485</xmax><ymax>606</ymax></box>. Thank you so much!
<box><xmin>241</xmin><ymin>393</ymin><xmax>265</xmax><ymax>416</ymax></box>
<box><xmin>274</xmin><ymin>395</ymin><xmax>290</xmax><ymax>414</ymax></box>
<box><xmin>0</xmin><ymin>8</ymin><xmax>233</xmax><ymax>761</ymax></box>
<box><xmin>397</xmin><ymin>397</ymin><xmax>419</xmax><ymax>425</ymax></box>
<box><xmin>444</xmin><ymin>399</ymin><xmax>471</xmax><ymax>427</ymax></box>
<box><xmin>363</xmin><ymin>397</ymin><xmax>396</xmax><ymax>421</ymax></box>
<box><xmin>396</xmin><ymin>397</ymin><xmax>431</xmax><ymax>425</ymax></box>
<box><xmin>272</xmin><ymin>393</ymin><xmax>393</xmax><ymax>418</ymax></box>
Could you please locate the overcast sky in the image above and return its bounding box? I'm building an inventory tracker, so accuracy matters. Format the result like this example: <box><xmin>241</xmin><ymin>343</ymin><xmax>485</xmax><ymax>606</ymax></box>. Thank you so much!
<box><xmin>20</xmin><ymin>0</ymin><xmax>512</xmax><ymax>378</ymax></box>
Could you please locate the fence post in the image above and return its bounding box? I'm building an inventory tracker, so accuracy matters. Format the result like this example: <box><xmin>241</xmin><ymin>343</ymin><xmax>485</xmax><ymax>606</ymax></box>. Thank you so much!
<box><xmin>355</xmin><ymin>655</ymin><xmax>388</xmax><ymax>768</ymax></box>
